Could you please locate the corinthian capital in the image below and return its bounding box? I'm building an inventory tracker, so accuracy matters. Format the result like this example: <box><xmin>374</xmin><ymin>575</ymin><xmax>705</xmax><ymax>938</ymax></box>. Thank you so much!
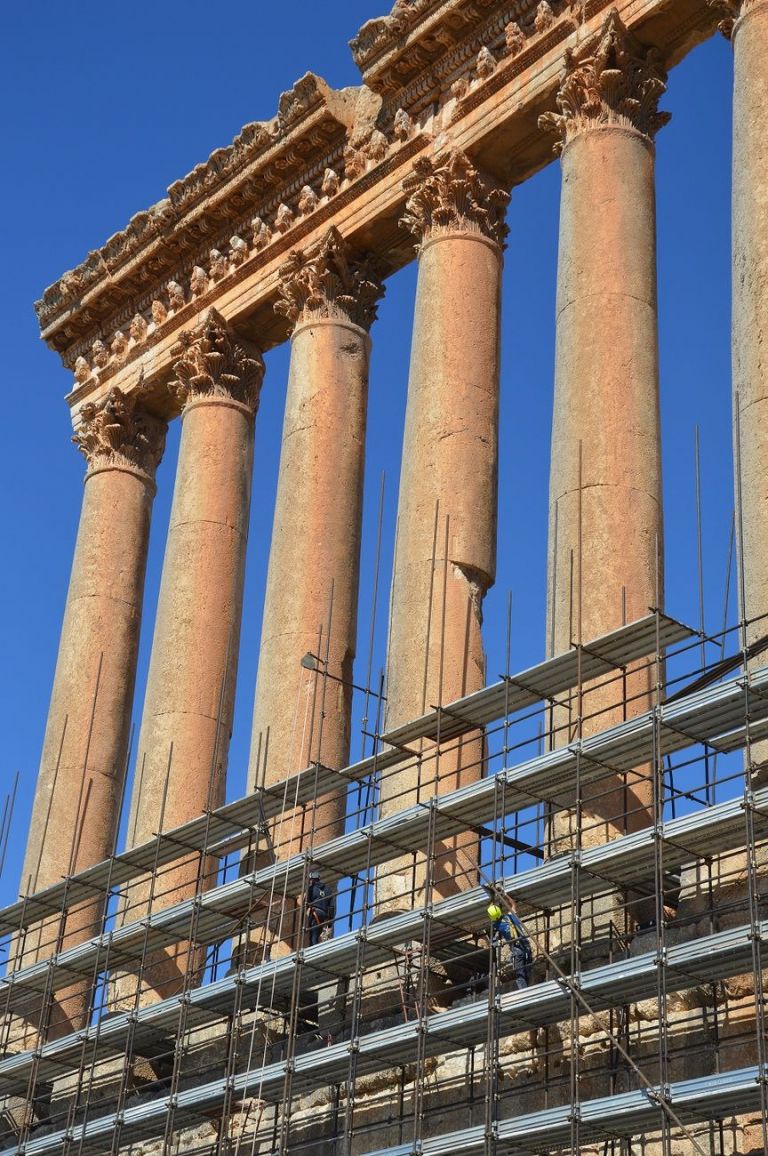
<box><xmin>400</xmin><ymin>149</ymin><xmax>510</xmax><ymax>248</ymax></box>
<box><xmin>708</xmin><ymin>0</ymin><xmax>753</xmax><ymax>38</ymax></box>
<box><xmin>275</xmin><ymin>227</ymin><xmax>385</xmax><ymax>331</ymax></box>
<box><xmin>73</xmin><ymin>385</ymin><xmax>167</xmax><ymax>478</ymax></box>
<box><xmin>539</xmin><ymin>10</ymin><xmax>670</xmax><ymax>152</ymax></box>
<box><xmin>170</xmin><ymin>308</ymin><xmax>264</xmax><ymax>412</ymax></box>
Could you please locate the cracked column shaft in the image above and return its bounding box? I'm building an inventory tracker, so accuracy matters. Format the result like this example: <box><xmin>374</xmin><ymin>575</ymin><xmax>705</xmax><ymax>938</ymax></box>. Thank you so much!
<box><xmin>119</xmin><ymin>310</ymin><xmax>263</xmax><ymax>1005</ymax></box>
<box><xmin>731</xmin><ymin>1</ymin><xmax>768</xmax><ymax>723</ymax></box>
<box><xmin>542</xmin><ymin>12</ymin><xmax>667</xmax><ymax>861</ymax></box>
<box><xmin>13</xmin><ymin>387</ymin><xmax>165</xmax><ymax>1043</ymax></box>
<box><xmin>248</xmin><ymin>230</ymin><xmax>384</xmax><ymax>885</ymax></box>
<box><xmin>381</xmin><ymin>149</ymin><xmax>508</xmax><ymax>911</ymax></box>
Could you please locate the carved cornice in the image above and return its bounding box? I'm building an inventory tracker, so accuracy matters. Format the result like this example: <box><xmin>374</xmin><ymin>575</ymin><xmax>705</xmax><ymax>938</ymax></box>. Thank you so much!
<box><xmin>539</xmin><ymin>10</ymin><xmax>670</xmax><ymax>151</ymax></box>
<box><xmin>35</xmin><ymin>73</ymin><xmax>359</xmax><ymax>343</ymax></box>
<box><xmin>35</xmin><ymin>0</ymin><xmax>715</xmax><ymax>401</ymax></box>
<box><xmin>400</xmin><ymin>148</ymin><xmax>510</xmax><ymax>246</ymax></box>
<box><xmin>275</xmin><ymin>227</ymin><xmax>385</xmax><ymax>331</ymax></box>
<box><xmin>170</xmin><ymin>309</ymin><xmax>264</xmax><ymax>413</ymax></box>
<box><xmin>73</xmin><ymin>385</ymin><xmax>166</xmax><ymax>478</ymax></box>
<box><xmin>351</xmin><ymin>0</ymin><xmax>562</xmax><ymax>95</ymax></box>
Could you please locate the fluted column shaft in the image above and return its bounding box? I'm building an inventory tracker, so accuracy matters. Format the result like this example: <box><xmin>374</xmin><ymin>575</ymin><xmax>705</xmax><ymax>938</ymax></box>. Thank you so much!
<box><xmin>249</xmin><ymin>230</ymin><xmax>383</xmax><ymax>887</ymax></box>
<box><xmin>730</xmin><ymin>1</ymin><xmax>768</xmax><ymax>743</ymax></box>
<box><xmin>381</xmin><ymin>150</ymin><xmax>508</xmax><ymax>911</ymax></box>
<box><xmin>122</xmin><ymin>310</ymin><xmax>262</xmax><ymax>1004</ymax></box>
<box><xmin>11</xmin><ymin>388</ymin><xmax>165</xmax><ymax>1043</ymax></box>
<box><xmin>541</xmin><ymin>13</ymin><xmax>668</xmax><ymax>864</ymax></box>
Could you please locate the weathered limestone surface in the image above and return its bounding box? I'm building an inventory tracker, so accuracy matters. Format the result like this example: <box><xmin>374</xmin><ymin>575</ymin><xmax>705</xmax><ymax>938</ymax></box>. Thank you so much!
<box><xmin>380</xmin><ymin>149</ymin><xmax>508</xmax><ymax>910</ymax></box>
<box><xmin>542</xmin><ymin>12</ymin><xmax>667</xmax><ymax>853</ymax></box>
<box><xmin>730</xmin><ymin>0</ymin><xmax>768</xmax><ymax>783</ymax></box>
<box><xmin>11</xmin><ymin>388</ymin><xmax>165</xmax><ymax>1042</ymax></box>
<box><xmin>119</xmin><ymin>311</ymin><xmax>263</xmax><ymax>1003</ymax></box>
<box><xmin>249</xmin><ymin>229</ymin><xmax>384</xmax><ymax>875</ymax></box>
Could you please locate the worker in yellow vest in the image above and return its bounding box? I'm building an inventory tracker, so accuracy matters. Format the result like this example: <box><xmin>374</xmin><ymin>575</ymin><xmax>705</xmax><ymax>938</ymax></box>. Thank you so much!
<box><xmin>487</xmin><ymin>900</ymin><xmax>533</xmax><ymax>989</ymax></box>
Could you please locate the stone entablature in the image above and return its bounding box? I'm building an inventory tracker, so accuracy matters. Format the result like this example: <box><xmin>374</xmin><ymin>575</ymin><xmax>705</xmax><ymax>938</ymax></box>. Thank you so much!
<box><xmin>38</xmin><ymin>0</ymin><xmax>716</xmax><ymax>420</ymax></box>
<box><xmin>351</xmin><ymin>0</ymin><xmax>570</xmax><ymax>96</ymax></box>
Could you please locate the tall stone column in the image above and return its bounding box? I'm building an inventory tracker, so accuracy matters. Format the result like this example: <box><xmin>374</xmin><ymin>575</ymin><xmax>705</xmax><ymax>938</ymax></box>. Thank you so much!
<box><xmin>121</xmin><ymin>309</ymin><xmax>263</xmax><ymax>1004</ymax></box>
<box><xmin>11</xmin><ymin>387</ymin><xmax>165</xmax><ymax>1044</ymax></box>
<box><xmin>540</xmin><ymin>13</ymin><xmax>668</xmax><ymax>861</ymax></box>
<box><xmin>381</xmin><ymin>149</ymin><xmax>509</xmax><ymax>911</ymax></box>
<box><xmin>718</xmin><ymin>0</ymin><xmax>768</xmax><ymax>781</ymax></box>
<box><xmin>248</xmin><ymin>228</ymin><xmax>383</xmax><ymax>875</ymax></box>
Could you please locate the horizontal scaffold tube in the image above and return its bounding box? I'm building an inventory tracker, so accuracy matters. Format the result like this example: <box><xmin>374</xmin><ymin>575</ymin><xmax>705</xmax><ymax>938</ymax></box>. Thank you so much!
<box><xmin>1</xmin><ymin>663</ymin><xmax>766</xmax><ymax>1023</ymax></box>
<box><xmin>0</xmin><ymin>612</ymin><xmax>692</xmax><ymax>939</ymax></box>
<box><xmin>1</xmin><ymin>784</ymin><xmax>766</xmax><ymax>1099</ymax></box>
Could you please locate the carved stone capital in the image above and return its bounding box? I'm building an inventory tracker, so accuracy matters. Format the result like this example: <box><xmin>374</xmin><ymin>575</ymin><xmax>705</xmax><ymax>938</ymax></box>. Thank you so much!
<box><xmin>400</xmin><ymin>149</ymin><xmax>510</xmax><ymax>248</ymax></box>
<box><xmin>708</xmin><ymin>0</ymin><xmax>755</xmax><ymax>38</ymax></box>
<box><xmin>73</xmin><ymin>385</ymin><xmax>167</xmax><ymax>479</ymax></box>
<box><xmin>539</xmin><ymin>10</ymin><xmax>671</xmax><ymax>153</ymax></box>
<box><xmin>275</xmin><ymin>227</ymin><xmax>385</xmax><ymax>332</ymax></box>
<box><xmin>170</xmin><ymin>308</ymin><xmax>264</xmax><ymax>413</ymax></box>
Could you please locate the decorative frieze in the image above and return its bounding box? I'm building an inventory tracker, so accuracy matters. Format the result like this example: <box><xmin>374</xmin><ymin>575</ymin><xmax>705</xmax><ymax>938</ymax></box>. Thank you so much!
<box><xmin>73</xmin><ymin>385</ymin><xmax>167</xmax><ymax>478</ymax></box>
<box><xmin>539</xmin><ymin>11</ymin><xmax>670</xmax><ymax>151</ymax></box>
<box><xmin>36</xmin><ymin>0</ymin><xmax>714</xmax><ymax>396</ymax></box>
<box><xmin>35</xmin><ymin>72</ymin><xmax>360</xmax><ymax>343</ymax></box>
<box><xmin>400</xmin><ymin>148</ymin><xmax>510</xmax><ymax>247</ymax></box>
<box><xmin>275</xmin><ymin>227</ymin><xmax>385</xmax><ymax>331</ymax></box>
<box><xmin>169</xmin><ymin>308</ymin><xmax>264</xmax><ymax>413</ymax></box>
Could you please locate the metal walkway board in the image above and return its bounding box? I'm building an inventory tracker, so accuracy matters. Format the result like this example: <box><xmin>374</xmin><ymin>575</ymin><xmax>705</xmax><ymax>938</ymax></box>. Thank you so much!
<box><xmin>0</xmin><ymin>613</ymin><xmax>692</xmax><ymax>939</ymax></box>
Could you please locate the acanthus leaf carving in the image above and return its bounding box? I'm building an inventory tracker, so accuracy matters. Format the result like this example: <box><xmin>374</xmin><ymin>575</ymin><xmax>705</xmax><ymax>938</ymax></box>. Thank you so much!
<box><xmin>275</xmin><ymin>226</ymin><xmax>385</xmax><ymax>331</ymax></box>
<box><xmin>74</xmin><ymin>356</ymin><xmax>91</xmax><ymax>385</ymax></box>
<box><xmin>170</xmin><ymin>308</ymin><xmax>264</xmax><ymax>413</ymax></box>
<box><xmin>209</xmin><ymin>249</ymin><xmax>228</xmax><ymax>281</ymax></box>
<box><xmin>229</xmin><ymin>235</ymin><xmax>248</xmax><ymax>267</ymax></box>
<box><xmin>251</xmin><ymin>216</ymin><xmax>272</xmax><ymax>251</ymax></box>
<box><xmin>190</xmin><ymin>265</ymin><xmax>208</xmax><ymax>297</ymax></box>
<box><xmin>476</xmin><ymin>46</ymin><xmax>497</xmax><ymax>79</ymax></box>
<box><xmin>539</xmin><ymin>10</ymin><xmax>671</xmax><ymax>152</ymax></box>
<box><xmin>130</xmin><ymin>313</ymin><xmax>148</xmax><ymax>343</ymax></box>
<box><xmin>73</xmin><ymin>383</ymin><xmax>167</xmax><ymax>478</ymax></box>
<box><xmin>298</xmin><ymin>185</ymin><xmax>319</xmax><ymax>215</ymax></box>
<box><xmin>393</xmin><ymin>108</ymin><xmax>413</xmax><ymax>142</ymax></box>
<box><xmin>400</xmin><ymin>148</ymin><xmax>510</xmax><ymax>248</ymax></box>
<box><xmin>534</xmin><ymin>1</ymin><xmax>555</xmax><ymax>33</ymax></box>
<box><xmin>321</xmin><ymin>168</ymin><xmax>340</xmax><ymax>197</ymax></box>
<box><xmin>275</xmin><ymin>203</ymin><xmax>295</xmax><ymax>234</ymax></box>
<box><xmin>505</xmin><ymin>21</ymin><xmax>526</xmax><ymax>56</ymax></box>
<box><xmin>167</xmin><ymin>280</ymin><xmax>186</xmax><ymax>312</ymax></box>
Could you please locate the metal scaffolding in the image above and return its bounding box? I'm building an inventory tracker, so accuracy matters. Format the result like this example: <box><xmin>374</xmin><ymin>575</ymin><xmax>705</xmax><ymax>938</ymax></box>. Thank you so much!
<box><xmin>1</xmin><ymin>610</ymin><xmax>767</xmax><ymax>1155</ymax></box>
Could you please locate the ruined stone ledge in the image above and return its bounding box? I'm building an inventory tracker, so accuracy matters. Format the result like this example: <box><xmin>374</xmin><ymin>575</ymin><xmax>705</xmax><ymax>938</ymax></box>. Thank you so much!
<box><xmin>40</xmin><ymin>0</ymin><xmax>715</xmax><ymax>423</ymax></box>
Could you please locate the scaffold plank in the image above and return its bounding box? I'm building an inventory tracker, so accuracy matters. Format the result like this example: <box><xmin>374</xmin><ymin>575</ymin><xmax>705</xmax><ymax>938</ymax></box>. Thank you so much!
<box><xmin>1</xmin><ymin>667</ymin><xmax>766</xmax><ymax>1021</ymax></box>
<box><xmin>359</xmin><ymin>1066</ymin><xmax>765</xmax><ymax>1155</ymax></box>
<box><xmin>1</xmin><ymin>787</ymin><xmax>766</xmax><ymax>1097</ymax></box>
<box><xmin>0</xmin><ymin>613</ymin><xmax>693</xmax><ymax>940</ymax></box>
<box><xmin>2</xmin><ymin>933</ymin><xmax>764</xmax><ymax>1154</ymax></box>
<box><xmin>382</xmin><ymin>612</ymin><xmax>693</xmax><ymax>748</ymax></box>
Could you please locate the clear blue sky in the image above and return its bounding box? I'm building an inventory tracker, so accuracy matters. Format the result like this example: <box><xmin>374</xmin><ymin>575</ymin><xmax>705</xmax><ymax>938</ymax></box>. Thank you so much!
<box><xmin>0</xmin><ymin>4</ymin><xmax>736</xmax><ymax>911</ymax></box>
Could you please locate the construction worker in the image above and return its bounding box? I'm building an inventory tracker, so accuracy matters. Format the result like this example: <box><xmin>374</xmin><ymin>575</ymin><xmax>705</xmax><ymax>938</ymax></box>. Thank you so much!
<box><xmin>305</xmin><ymin>869</ymin><xmax>335</xmax><ymax>947</ymax></box>
<box><xmin>487</xmin><ymin>900</ymin><xmax>533</xmax><ymax>990</ymax></box>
